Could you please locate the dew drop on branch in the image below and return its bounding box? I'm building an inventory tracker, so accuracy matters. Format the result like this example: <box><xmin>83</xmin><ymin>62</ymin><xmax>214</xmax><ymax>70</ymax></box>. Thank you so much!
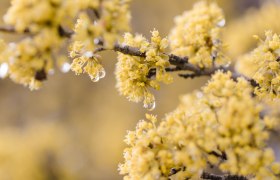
<box><xmin>48</xmin><ymin>69</ymin><xmax>55</xmax><ymax>75</ymax></box>
<box><xmin>84</xmin><ymin>51</ymin><xmax>94</xmax><ymax>58</ymax></box>
<box><xmin>0</xmin><ymin>63</ymin><xmax>9</xmax><ymax>78</ymax></box>
<box><xmin>99</xmin><ymin>68</ymin><xmax>106</xmax><ymax>79</ymax></box>
<box><xmin>196</xmin><ymin>91</ymin><xmax>203</xmax><ymax>98</ymax></box>
<box><xmin>217</xmin><ymin>19</ymin><xmax>226</xmax><ymax>27</ymax></box>
<box><xmin>90</xmin><ymin>75</ymin><xmax>100</xmax><ymax>82</ymax></box>
<box><xmin>61</xmin><ymin>62</ymin><xmax>71</xmax><ymax>73</ymax></box>
<box><xmin>144</xmin><ymin>101</ymin><xmax>156</xmax><ymax>111</ymax></box>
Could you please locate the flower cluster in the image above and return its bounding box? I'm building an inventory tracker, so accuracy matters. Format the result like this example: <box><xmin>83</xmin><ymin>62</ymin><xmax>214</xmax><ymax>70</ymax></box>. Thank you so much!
<box><xmin>1</xmin><ymin>0</ymin><xmax>131</xmax><ymax>89</ymax></box>
<box><xmin>238</xmin><ymin>31</ymin><xmax>280</xmax><ymax>99</ymax></box>
<box><xmin>4</xmin><ymin>0</ymin><xmax>97</xmax><ymax>32</ymax></box>
<box><xmin>169</xmin><ymin>1</ymin><xmax>228</xmax><ymax>68</ymax></box>
<box><xmin>71</xmin><ymin>52</ymin><xmax>105</xmax><ymax>82</ymax></box>
<box><xmin>0</xmin><ymin>35</ymin><xmax>59</xmax><ymax>90</ymax></box>
<box><xmin>1</xmin><ymin>0</ymin><xmax>96</xmax><ymax>89</ymax></box>
<box><xmin>69</xmin><ymin>0</ymin><xmax>131</xmax><ymax>81</ymax></box>
<box><xmin>119</xmin><ymin>71</ymin><xmax>280</xmax><ymax>179</ymax></box>
<box><xmin>115</xmin><ymin>30</ymin><xmax>172</xmax><ymax>110</ymax></box>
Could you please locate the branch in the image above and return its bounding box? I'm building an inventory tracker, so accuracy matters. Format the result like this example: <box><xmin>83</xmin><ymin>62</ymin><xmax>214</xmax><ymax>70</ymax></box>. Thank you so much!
<box><xmin>201</xmin><ymin>172</ymin><xmax>248</xmax><ymax>180</ymax></box>
<box><xmin>0</xmin><ymin>25</ymin><xmax>30</xmax><ymax>34</ymax></box>
<box><xmin>93</xmin><ymin>39</ymin><xmax>199</xmax><ymax>72</ymax></box>
<box><xmin>93</xmin><ymin>42</ymin><xmax>259</xmax><ymax>87</ymax></box>
<box><xmin>0</xmin><ymin>24</ymin><xmax>259</xmax><ymax>87</ymax></box>
<box><xmin>0</xmin><ymin>25</ymin><xmax>73</xmax><ymax>38</ymax></box>
<box><xmin>168</xmin><ymin>168</ymin><xmax>248</xmax><ymax>180</ymax></box>
<box><xmin>116</xmin><ymin>46</ymin><xmax>199</xmax><ymax>71</ymax></box>
<box><xmin>209</xmin><ymin>151</ymin><xmax>227</xmax><ymax>161</ymax></box>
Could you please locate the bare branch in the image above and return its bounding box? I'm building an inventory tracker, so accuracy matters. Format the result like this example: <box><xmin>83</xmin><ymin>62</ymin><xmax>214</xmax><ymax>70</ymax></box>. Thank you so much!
<box><xmin>92</xmin><ymin>42</ymin><xmax>259</xmax><ymax>87</ymax></box>
<box><xmin>0</xmin><ymin>25</ymin><xmax>73</xmax><ymax>38</ymax></box>
<box><xmin>0</xmin><ymin>24</ymin><xmax>259</xmax><ymax>88</ymax></box>
<box><xmin>114</xmin><ymin>43</ymin><xmax>146</xmax><ymax>57</ymax></box>
<box><xmin>168</xmin><ymin>168</ymin><xmax>248</xmax><ymax>180</ymax></box>
<box><xmin>201</xmin><ymin>172</ymin><xmax>248</xmax><ymax>180</ymax></box>
<box><xmin>0</xmin><ymin>25</ymin><xmax>30</xmax><ymax>34</ymax></box>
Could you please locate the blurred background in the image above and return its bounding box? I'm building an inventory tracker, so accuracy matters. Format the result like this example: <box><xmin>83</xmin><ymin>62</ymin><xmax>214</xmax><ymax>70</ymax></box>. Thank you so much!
<box><xmin>0</xmin><ymin>0</ymin><xmax>279</xmax><ymax>179</ymax></box>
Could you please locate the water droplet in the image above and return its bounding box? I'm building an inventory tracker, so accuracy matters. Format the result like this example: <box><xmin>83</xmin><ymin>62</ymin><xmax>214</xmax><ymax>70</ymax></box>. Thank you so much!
<box><xmin>212</xmin><ymin>39</ymin><xmax>221</xmax><ymax>45</ymax></box>
<box><xmin>48</xmin><ymin>69</ymin><xmax>55</xmax><ymax>75</ymax></box>
<box><xmin>8</xmin><ymin>42</ymin><xmax>16</xmax><ymax>50</ymax></box>
<box><xmin>99</xmin><ymin>68</ymin><xmax>106</xmax><ymax>79</ymax></box>
<box><xmin>196</xmin><ymin>91</ymin><xmax>203</xmax><ymax>98</ymax></box>
<box><xmin>94</xmin><ymin>38</ymin><xmax>101</xmax><ymax>45</ymax></box>
<box><xmin>0</xmin><ymin>63</ymin><xmax>9</xmax><ymax>78</ymax></box>
<box><xmin>224</xmin><ymin>62</ymin><xmax>231</xmax><ymax>68</ymax></box>
<box><xmin>144</xmin><ymin>101</ymin><xmax>156</xmax><ymax>111</ymax></box>
<box><xmin>83</xmin><ymin>51</ymin><xmax>94</xmax><ymax>58</ymax></box>
<box><xmin>61</xmin><ymin>62</ymin><xmax>71</xmax><ymax>73</ymax></box>
<box><xmin>217</xmin><ymin>19</ymin><xmax>226</xmax><ymax>27</ymax></box>
<box><xmin>90</xmin><ymin>75</ymin><xmax>100</xmax><ymax>82</ymax></box>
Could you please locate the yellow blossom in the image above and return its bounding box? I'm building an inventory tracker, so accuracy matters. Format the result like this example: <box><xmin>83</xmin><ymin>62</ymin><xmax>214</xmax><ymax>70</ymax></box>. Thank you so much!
<box><xmin>120</xmin><ymin>71</ymin><xmax>280</xmax><ymax>179</ymax></box>
<box><xmin>115</xmin><ymin>30</ymin><xmax>172</xmax><ymax>110</ymax></box>
<box><xmin>169</xmin><ymin>1</ymin><xmax>229</xmax><ymax>68</ymax></box>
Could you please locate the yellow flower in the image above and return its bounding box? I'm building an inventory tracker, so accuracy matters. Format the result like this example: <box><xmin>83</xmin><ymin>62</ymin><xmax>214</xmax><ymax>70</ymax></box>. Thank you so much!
<box><xmin>169</xmin><ymin>0</ymin><xmax>228</xmax><ymax>68</ymax></box>
<box><xmin>115</xmin><ymin>31</ymin><xmax>172</xmax><ymax>110</ymax></box>
<box><xmin>120</xmin><ymin>71</ymin><xmax>279</xmax><ymax>179</ymax></box>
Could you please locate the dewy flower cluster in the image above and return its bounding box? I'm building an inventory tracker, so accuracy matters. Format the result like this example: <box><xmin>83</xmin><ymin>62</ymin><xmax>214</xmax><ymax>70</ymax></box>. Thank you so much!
<box><xmin>116</xmin><ymin>31</ymin><xmax>172</xmax><ymax>110</ymax></box>
<box><xmin>0</xmin><ymin>0</ymin><xmax>280</xmax><ymax>179</ymax></box>
<box><xmin>236</xmin><ymin>31</ymin><xmax>280</xmax><ymax>101</ymax></box>
<box><xmin>239</xmin><ymin>31</ymin><xmax>280</xmax><ymax>99</ymax></box>
<box><xmin>119</xmin><ymin>72</ymin><xmax>280</xmax><ymax>180</ymax></box>
<box><xmin>70</xmin><ymin>0</ymin><xmax>131</xmax><ymax>81</ymax></box>
<box><xmin>0</xmin><ymin>0</ymin><xmax>131</xmax><ymax>89</ymax></box>
<box><xmin>169</xmin><ymin>1</ymin><xmax>228</xmax><ymax>68</ymax></box>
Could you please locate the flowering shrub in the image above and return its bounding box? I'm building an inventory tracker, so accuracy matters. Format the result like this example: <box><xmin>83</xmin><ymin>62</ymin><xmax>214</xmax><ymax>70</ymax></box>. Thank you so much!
<box><xmin>0</xmin><ymin>0</ymin><xmax>280</xmax><ymax>179</ymax></box>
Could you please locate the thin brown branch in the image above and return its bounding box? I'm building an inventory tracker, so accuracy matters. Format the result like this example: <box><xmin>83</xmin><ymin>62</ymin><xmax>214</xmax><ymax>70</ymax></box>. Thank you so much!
<box><xmin>209</xmin><ymin>151</ymin><xmax>227</xmax><ymax>161</ymax></box>
<box><xmin>114</xmin><ymin>43</ymin><xmax>146</xmax><ymax>57</ymax></box>
<box><xmin>0</xmin><ymin>25</ymin><xmax>30</xmax><ymax>34</ymax></box>
<box><xmin>201</xmin><ymin>172</ymin><xmax>248</xmax><ymax>180</ymax></box>
<box><xmin>57</xmin><ymin>25</ymin><xmax>74</xmax><ymax>38</ymax></box>
<box><xmin>0</xmin><ymin>24</ymin><xmax>259</xmax><ymax>87</ymax></box>
<box><xmin>168</xmin><ymin>168</ymin><xmax>248</xmax><ymax>180</ymax></box>
<box><xmin>112</xmin><ymin>43</ymin><xmax>201</xmax><ymax>73</ymax></box>
<box><xmin>179</xmin><ymin>66</ymin><xmax>258</xmax><ymax>87</ymax></box>
<box><xmin>0</xmin><ymin>25</ymin><xmax>73</xmax><ymax>38</ymax></box>
<box><xmin>93</xmin><ymin>42</ymin><xmax>259</xmax><ymax>87</ymax></box>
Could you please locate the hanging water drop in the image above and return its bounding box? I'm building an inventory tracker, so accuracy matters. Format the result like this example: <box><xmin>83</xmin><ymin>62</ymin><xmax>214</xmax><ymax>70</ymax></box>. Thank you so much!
<box><xmin>196</xmin><ymin>91</ymin><xmax>203</xmax><ymax>98</ymax></box>
<box><xmin>143</xmin><ymin>101</ymin><xmax>156</xmax><ymax>111</ymax></box>
<box><xmin>217</xmin><ymin>19</ymin><xmax>226</xmax><ymax>27</ymax></box>
<box><xmin>90</xmin><ymin>75</ymin><xmax>100</xmax><ymax>82</ymax></box>
<box><xmin>99</xmin><ymin>68</ymin><xmax>106</xmax><ymax>79</ymax></box>
<box><xmin>48</xmin><ymin>69</ymin><xmax>55</xmax><ymax>75</ymax></box>
<box><xmin>224</xmin><ymin>62</ymin><xmax>231</xmax><ymax>68</ymax></box>
<box><xmin>94</xmin><ymin>38</ymin><xmax>101</xmax><ymax>45</ymax></box>
<box><xmin>0</xmin><ymin>63</ymin><xmax>9</xmax><ymax>78</ymax></box>
<box><xmin>84</xmin><ymin>51</ymin><xmax>94</xmax><ymax>58</ymax></box>
<box><xmin>61</xmin><ymin>62</ymin><xmax>71</xmax><ymax>73</ymax></box>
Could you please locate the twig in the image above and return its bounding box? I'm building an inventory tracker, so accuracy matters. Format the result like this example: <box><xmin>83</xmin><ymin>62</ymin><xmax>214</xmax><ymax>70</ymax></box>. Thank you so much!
<box><xmin>0</xmin><ymin>24</ymin><xmax>259</xmax><ymax>87</ymax></box>
<box><xmin>201</xmin><ymin>172</ymin><xmax>248</xmax><ymax>180</ymax></box>
<box><xmin>114</xmin><ymin>43</ymin><xmax>146</xmax><ymax>57</ymax></box>
<box><xmin>0</xmin><ymin>25</ymin><xmax>73</xmax><ymax>38</ymax></box>
<box><xmin>92</xmin><ymin>42</ymin><xmax>259</xmax><ymax>87</ymax></box>
<box><xmin>209</xmin><ymin>151</ymin><xmax>227</xmax><ymax>161</ymax></box>
<box><xmin>0</xmin><ymin>25</ymin><xmax>30</xmax><ymax>34</ymax></box>
<box><xmin>168</xmin><ymin>168</ymin><xmax>248</xmax><ymax>180</ymax></box>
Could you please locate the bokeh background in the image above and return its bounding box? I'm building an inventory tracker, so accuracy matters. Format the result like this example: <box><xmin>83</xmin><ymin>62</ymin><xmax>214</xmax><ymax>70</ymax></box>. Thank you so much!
<box><xmin>0</xmin><ymin>0</ymin><xmax>279</xmax><ymax>179</ymax></box>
